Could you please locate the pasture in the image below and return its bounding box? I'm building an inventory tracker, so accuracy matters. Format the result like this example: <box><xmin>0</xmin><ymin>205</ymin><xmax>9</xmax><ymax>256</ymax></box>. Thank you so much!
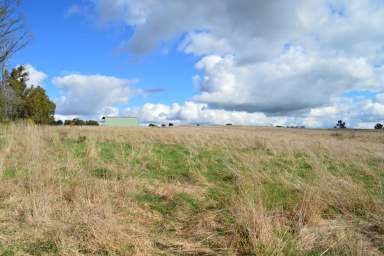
<box><xmin>0</xmin><ymin>124</ymin><xmax>383</xmax><ymax>255</ymax></box>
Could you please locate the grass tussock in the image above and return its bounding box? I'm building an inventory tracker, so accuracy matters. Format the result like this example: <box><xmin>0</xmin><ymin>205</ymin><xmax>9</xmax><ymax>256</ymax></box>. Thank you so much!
<box><xmin>0</xmin><ymin>123</ymin><xmax>383</xmax><ymax>255</ymax></box>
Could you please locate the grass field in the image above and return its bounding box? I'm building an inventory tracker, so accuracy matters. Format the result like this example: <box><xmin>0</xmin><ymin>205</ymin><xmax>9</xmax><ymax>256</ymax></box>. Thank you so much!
<box><xmin>0</xmin><ymin>124</ymin><xmax>383</xmax><ymax>255</ymax></box>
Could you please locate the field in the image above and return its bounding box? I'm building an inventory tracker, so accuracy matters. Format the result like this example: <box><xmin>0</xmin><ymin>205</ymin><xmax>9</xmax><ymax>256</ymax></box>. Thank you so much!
<box><xmin>0</xmin><ymin>124</ymin><xmax>383</xmax><ymax>255</ymax></box>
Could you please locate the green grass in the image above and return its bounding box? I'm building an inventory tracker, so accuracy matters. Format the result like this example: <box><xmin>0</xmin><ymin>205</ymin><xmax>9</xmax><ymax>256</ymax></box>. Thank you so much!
<box><xmin>24</xmin><ymin>240</ymin><xmax>58</xmax><ymax>256</ymax></box>
<box><xmin>135</xmin><ymin>190</ymin><xmax>177</xmax><ymax>215</ymax></box>
<box><xmin>260</xmin><ymin>152</ymin><xmax>316</xmax><ymax>183</ymax></box>
<box><xmin>90</xmin><ymin>167</ymin><xmax>114</xmax><ymax>179</ymax></box>
<box><xmin>0</xmin><ymin>136</ymin><xmax>6</xmax><ymax>150</ymax></box>
<box><xmin>97</xmin><ymin>142</ymin><xmax>116</xmax><ymax>162</ymax></box>
<box><xmin>2</xmin><ymin>168</ymin><xmax>16</xmax><ymax>179</ymax></box>
<box><xmin>173</xmin><ymin>192</ymin><xmax>201</xmax><ymax>213</ymax></box>
<box><xmin>141</xmin><ymin>144</ymin><xmax>196</xmax><ymax>183</ymax></box>
<box><xmin>61</xmin><ymin>138</ymin><xmax>87</xmax><ymax>158</ymax></box>
<box><xmin>0</xmin><ymin>243</ymin><xmax>15</xmax><ymax>256</ymax></box>
<box><xmin>261</xmin><ymin>182</ymin><xmax>301</xmax><ymax>211</ymax></box>
<box><xmin>135</xmin><ymin>190</ymin><xmax>202</xmax><ymax>216</ymax></box>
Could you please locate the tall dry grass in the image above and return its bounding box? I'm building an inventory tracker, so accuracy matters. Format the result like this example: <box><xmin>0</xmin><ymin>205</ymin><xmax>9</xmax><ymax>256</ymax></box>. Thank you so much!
<box><xmin>0</xmin><ymin>123</ymin><xmax>383</xmax><ymax>255</ymax></box>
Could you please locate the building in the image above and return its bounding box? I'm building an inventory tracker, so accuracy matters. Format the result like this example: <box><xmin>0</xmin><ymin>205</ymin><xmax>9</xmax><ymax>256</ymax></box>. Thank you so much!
<box><xmin>102</xmin><ymin>116</ymin><xmax>139</xmax><ymax>127</ymax></box>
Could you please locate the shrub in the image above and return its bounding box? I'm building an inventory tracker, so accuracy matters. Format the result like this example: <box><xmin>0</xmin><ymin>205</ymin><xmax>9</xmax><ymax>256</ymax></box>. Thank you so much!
<box><xmin>374</xmin><ymin>123</ymin><xmax>383</xmax><ymax>129</ymax></box>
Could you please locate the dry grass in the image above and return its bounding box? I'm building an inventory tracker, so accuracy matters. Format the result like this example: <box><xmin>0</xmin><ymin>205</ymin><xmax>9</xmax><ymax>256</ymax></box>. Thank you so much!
<box><xmin>0</xmin><ymin>123</ymin><xmax>383</xmax><ymax>255</ymax></box>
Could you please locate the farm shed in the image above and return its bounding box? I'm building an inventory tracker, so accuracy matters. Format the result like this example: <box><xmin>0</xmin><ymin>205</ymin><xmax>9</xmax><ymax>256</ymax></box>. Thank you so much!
<box><xmin>103</xmin><ymin>117</ymin><xmax>139</xmax><ymax>127</ymax></box>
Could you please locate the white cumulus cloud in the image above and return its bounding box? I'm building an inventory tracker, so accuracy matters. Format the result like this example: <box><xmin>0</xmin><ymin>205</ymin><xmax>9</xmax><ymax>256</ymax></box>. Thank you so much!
<box><xmin>24</xmin><ymin>64</ymin><xmax>48</xmax><ymax>87</ymax></box>
<box><xmin>82</xmin><ymin>0</ymin><xmax>384</xmax><ymax>113</ymax></box>
<box><xmin>53</xmin><ymin>74</ymin><xmax>139</xmax><ymax>115</ymax></box>
<box><xmin>68</xmin><ymin>0</ymin><xmax>384</xmax><ymax>127</ymax></box>
<box><xmin>125</xmin><ymin>96</ymin><xmax>384</xmax><ymax>128</ymax></box>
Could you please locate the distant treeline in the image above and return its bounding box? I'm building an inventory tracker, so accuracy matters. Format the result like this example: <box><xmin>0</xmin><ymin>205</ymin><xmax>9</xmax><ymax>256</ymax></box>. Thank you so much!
<box><xmin>51</xmin><ymin>118</ymin><xmax>99</xmax><ymax>126</ymax></box>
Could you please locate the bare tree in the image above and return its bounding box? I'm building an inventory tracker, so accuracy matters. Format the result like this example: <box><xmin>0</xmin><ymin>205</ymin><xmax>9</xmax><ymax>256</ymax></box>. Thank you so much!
<box><xmin>0</xmin><ymin>0</ymin><xmax>28</xmax><ymax>68</ymax></box>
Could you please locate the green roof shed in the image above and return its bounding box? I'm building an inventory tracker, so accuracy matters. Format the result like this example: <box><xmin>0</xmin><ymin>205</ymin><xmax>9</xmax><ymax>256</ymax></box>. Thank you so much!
<box><xmin>103</xmin><ymin>117</ymin><xmax>139</xmax><ymax>127</ymax></box>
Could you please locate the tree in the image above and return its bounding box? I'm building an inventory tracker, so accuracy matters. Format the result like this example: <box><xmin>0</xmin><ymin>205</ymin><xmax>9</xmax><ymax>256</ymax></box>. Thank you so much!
<box><xmin>0</xmin><ymin>0</ymin><xmax>29</xmax><ymax>67</ymax></box>
<box><xmin>64</xmin><ymin>120</ymin><xmax>72</xmax><ymax>126</ymax></box>
<box><xmin>25</xmin><ymin>86</ymin><xmax>55</xmax><ymax>124</ymax></box>
<box><xmin>0</xmin><ymin>1</ymin><xmax>29</xmax><ymax>121</ymax></box>
<box><xmin>0</xmin><ymin>66</ymin><xmax>28</xmax><ymax>120</ymax></box>
<box><xmin>0</xmin><ymin>66</ymin><xmax>55</xmax><ymax>123</ymax></box>
<box><xmin>72</xmin><ymin>118</ymin><xmax>85</xmax><ymax>126</ymax></box>
<box><xmin>335</xmin><ymin>120</ymin><xmax>346</xmax><ymax>129</ymax></box>
<box><xmin>50</xmin><ymin>120</ymin><xmax>63</xmax><ymax>126</ymax></box>
<box><xmin>374</xmin><ymin>123</ymin><xmax>383</xmax><ymax>130</ymax></box>
<box><xmin>64</xmin><ymin>118</ymin><xmax>98</xmax><ymax>126</ymax></box>
<box><xmin>85</xmin><ymin>120</ymin><xmax>99</xmax><ymax>126</ymax></box>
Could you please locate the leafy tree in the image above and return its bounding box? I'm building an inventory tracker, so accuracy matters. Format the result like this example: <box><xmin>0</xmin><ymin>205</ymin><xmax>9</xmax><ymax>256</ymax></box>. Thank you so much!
<box><xmin>72</xmin><ymin>118</ymin><xmax>85</xmax><ymax>126</ymax></box>
<box><xmin>25</xmin><ymin>86</ymin><xmax>55</xmax><ymax>124</ymax></box>
<box><xmin>335</xmin><ymin>120</ymin><xmax>346</xmax><ymax>129</ymax></box>
<box><xmin>0</xmin><ymin>78</ymin><xmax>20</xmax><ymax>120</ymax></box>
<box><xmin>85</xmin><ymin>120</ymin><xmax>99</xmax><ymax>126</ymax></box>
<box><xmin>0</xmin><ymin>66</ymin><xmax>28</xmax><ymax>119</ymax></box>
<box><xmin>374</xmin><ymin>123</ymin><xmax>383</xmax><ymax>130</ymax></box>
<box><xmin>50</xmin><ymin>120</ymin><xmax>63</xmax><ymax>126</ymax></box>
<box><xmin>64</xmin><ymin>120</ymin><xmax>73</xmax><ymax>126</ymax></box>
<box><xmin>0</xmin><ymin>66</ymin><xmax>55</xmax><ymax>123</ymax></box>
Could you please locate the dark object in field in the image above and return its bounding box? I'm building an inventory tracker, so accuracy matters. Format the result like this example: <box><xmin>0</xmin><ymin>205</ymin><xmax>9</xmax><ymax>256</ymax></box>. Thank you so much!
<box><xmin>334</xmin><ymin>120</ymin><xmax>346</xmax><ymax>129</ymax></box>
<box><xmin>148</xmin><ymin>123</ymin><xmax>158</xmax><ymax>127</ymax></box>
<box><xmin>286</xmin><ymin>125</ymin><xmax>306</xmax><ymax>129</ymax></box>
<box><xmin>169</xmin><ymin>123</ymin><xmax>174</xmax><ymax>127</ymax></box>
<box><xmin>77</xmin><ymin>136</ymin><xmax>87</xmax><ymax>143</ymax></box>
<box><xmin>225</xmin><ymin>123</ymin><xmax>232</xmax><ymax>126</ymax></box>
<box><xmin>196</xmin><ymin>124</ymin><xmax>200</xmax><ymax>126</ymax></box>
<box><xmin>161</xmin><ymin>124</ymin><xmax>166</xmax><ymax>127</ymax></box>
<box><xmin>374</xmin><ymin>123</ymin><xmax>383</xmax><ymax>129</ymax></box>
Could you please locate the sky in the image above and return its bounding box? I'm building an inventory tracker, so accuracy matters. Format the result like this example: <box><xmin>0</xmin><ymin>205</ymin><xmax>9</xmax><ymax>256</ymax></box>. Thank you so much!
<box><xmin>10</xmin><ymin>0</ymin><xmax>384</xmax><ymax>128</ymax></box>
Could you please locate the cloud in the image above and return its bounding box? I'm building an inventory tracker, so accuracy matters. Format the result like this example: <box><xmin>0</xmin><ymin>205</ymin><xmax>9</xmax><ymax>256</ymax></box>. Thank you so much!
<box><xmin>192</xmin><ymin>49</ymin><xmax>383</xmax><ymax>113</ymax></box>
<box><xmin>124</xmin><ymin>95</ymin><xmax>384</xmax><ymax>128</ymax></box>
<box><xmin>303</xmin><ymin>95</ymin><xmax>384</xmax><ymax>128</ymax></box>
<box><xmin>52</xmin><ymin>74</ymin><xmax>139</xmax><ymax>115</ymax></box>
<box><xmin>24</xmin><ymin>64</ymin><xmax>48</xmax><ymax>87</ymax></box>
<box><xmin>125</xmin><ymin>101</ymin><xmax>273</xmax><ymax>125</ymax></box>
<box><xmin>83</xmin><ymin>0</ymin><xmax>384</xmax><ymax>114</ymax></box>
<box><xmin>179</xmin><ymin>32</ymin><xmax>232</xmax><ymax>56</ymax></box>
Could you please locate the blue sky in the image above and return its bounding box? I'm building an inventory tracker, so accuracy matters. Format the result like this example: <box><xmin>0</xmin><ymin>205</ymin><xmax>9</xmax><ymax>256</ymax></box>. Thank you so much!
<box><xmin>11</xmin><ymin>0</ymin><xmax>198</xmax><ymax>106</ymax></box>
<box><xmin>8</xmin><ymin>0</ymin><xmax>384</xmax><ymax>128</ymax></box>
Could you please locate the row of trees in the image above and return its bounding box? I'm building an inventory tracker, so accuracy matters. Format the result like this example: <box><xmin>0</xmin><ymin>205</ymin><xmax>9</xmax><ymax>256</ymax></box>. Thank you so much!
<box><xmin>62</xmin><ymin>118</ymin><xmax>99</xmax><ymax>126</ymax></box>
<box><xmin>51</xmin><ymin>119</ymin><xmax>99</xmax><ymax>126</ymax></box>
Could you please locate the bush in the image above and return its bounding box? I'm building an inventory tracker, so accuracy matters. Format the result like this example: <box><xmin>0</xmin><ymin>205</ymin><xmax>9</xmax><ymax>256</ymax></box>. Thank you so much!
<box><xmin>374</xmin><ymin>123</ymin><xmax>383</xmax><ymax>129</ymax></box>
<box><xmin>335</xmin><ymin>120</ymin><xmax>346</xmax><ymax>129</ymax></box>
